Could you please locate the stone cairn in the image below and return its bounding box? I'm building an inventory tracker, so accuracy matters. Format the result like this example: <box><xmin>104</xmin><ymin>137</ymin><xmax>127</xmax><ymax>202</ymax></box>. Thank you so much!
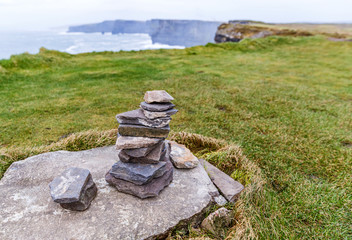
<box><xmin>105</xmin><ymin>90</ymin><xmax>178</xmax><ymax>199</ymax></box>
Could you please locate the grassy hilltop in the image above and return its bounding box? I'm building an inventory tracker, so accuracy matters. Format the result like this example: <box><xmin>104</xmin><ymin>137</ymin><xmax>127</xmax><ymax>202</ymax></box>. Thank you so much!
<box><xmin>0</xmin><ymin>36</ymin><xmax>351</xmax><ymax>239</ymax></box>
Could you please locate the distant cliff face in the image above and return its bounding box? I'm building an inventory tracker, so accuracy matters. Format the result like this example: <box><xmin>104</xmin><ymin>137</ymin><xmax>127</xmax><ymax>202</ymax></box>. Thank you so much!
<box><xmin>68</xmin><ymin>19</ymin><xmax>221</xmax><ymax>47</ymax></box>
<box><xmin>68</xmin><ymin>21</ymin><xmax>115</xmax><ymax>33</ymax></box>
<box><xmin>112</xmin><ymin>20</ymin><xmax>149</xmax><ymax>34</ymax></box>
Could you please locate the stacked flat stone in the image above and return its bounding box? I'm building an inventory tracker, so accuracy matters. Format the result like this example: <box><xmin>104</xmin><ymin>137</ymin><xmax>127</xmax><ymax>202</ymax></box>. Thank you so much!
<box><xmin>106</xmin><ymin>90</ymin><xmax>178</xmax><ymax>199</ymax></box>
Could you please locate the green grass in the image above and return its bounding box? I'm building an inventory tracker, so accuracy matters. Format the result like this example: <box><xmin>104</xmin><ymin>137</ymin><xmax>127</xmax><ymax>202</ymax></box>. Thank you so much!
<box><xmin>1</xmin><ymin>36</ymin><xmax>352</xmax><ymax>239</ymax></box>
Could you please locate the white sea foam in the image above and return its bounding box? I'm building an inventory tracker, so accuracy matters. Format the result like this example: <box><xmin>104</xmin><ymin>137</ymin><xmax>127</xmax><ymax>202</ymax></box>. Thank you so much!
<box><xmin>0</xmin><ymin>31</ymin><xmax>185</xmax><ymax>59</ymax></box>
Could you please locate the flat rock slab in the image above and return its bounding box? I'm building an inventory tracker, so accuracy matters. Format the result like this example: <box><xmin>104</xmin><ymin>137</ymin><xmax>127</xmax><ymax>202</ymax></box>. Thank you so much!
<box><xmin>140</xmin><ymin>101</ymin><xmax>175</xmax><ymax>112</ymax></box>
<box><xmin>110</xmin><ymin>160</ymin><xmax>167</xmax><ymax>185</ymax></box>
<box><xmin>118</xmin><ymin>124</ymin><xmax>170</xmax><ymax>138</ymax></box>
<box><xmin>144</xmin><ymin>90</ymin><xmax>174</xmax><ymax>103</ymax></box>
<box><xmin>143</xmin><ymin>108</ymin><xmax>178</xmax><ymax>119</ymax></box>
<box><xmin>123</xmin><ymin>140</ymin><xmax>163</xmax><ymax>158</ymax></box>
<box><xmin>115</xmin><ymin>136</ymin><xmax>162</xmax><ymax>150</ymax></box>
<box><xmin>116</xmin><ymin>109</ymin><xmax>171</xmax><ymax>128</ymax></box>
<box><xmin>0</xmin><ymin>146</ymin><xmax>218</xmax><ymax>240</ymax></box>
<box><xmin>199</xmin><ymin>159</ymin><xmax>244</xmax><ymax>203</ymax></box>
<box><xmin>120</xmin><ymin>141</ymin><xmax>167</xmax><ymax>164</ymax></box>
<box><xmin>169</xmin><ymin>141</ymin><xmax>199</xmax><ymax>169</ymax></box>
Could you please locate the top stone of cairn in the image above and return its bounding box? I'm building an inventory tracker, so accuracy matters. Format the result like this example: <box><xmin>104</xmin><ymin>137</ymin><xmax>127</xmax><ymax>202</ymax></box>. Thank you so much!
<box><xmin>144</xmin><ymin>90</ymin><xmax>174</xmax><ymax>104</ymax></box>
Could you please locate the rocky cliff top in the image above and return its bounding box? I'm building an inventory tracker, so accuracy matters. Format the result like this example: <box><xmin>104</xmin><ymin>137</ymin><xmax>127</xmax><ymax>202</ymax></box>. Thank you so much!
<box><xmin>215</xmin><ymin>22</ymin><xmax>313</xmax><ymax>43</ymax></box>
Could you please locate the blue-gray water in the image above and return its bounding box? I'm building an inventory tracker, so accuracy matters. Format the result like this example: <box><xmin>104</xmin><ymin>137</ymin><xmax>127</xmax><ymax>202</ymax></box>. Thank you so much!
<box><xmin>0</xmin><ymin>30</ymin><xmax>184</xmax><ymax>60</ymax></box>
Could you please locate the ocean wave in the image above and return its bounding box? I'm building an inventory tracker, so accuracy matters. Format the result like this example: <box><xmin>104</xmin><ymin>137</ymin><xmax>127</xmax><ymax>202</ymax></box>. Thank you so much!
<box><xmin>142</xmin><ymin>43</ymin><xmax>185</xmax><ymax>50</ymax></box>
<box><xmin>0</xmin><ymin>31</ymin><xmax>186</xmax><ymax>59</ymax></box>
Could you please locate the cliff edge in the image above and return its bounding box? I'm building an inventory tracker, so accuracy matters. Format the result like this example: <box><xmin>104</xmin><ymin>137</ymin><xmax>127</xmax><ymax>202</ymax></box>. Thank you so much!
<box><xmin>214</xmin><ymin>21</ymin><xmax>313</xmax><ymax>43</ymax></box>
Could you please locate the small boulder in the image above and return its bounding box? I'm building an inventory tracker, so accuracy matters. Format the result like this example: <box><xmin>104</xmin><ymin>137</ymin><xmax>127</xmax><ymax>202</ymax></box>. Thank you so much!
<box><xmin>144</xmin><ymin>90</ymin><xmax>174</xmax><ymax>103</ymax></box>
<box><xmin>49</xmin><ymin>167</ymin><xmax>97</xmax><ymax>211</ymax></box>
<box><xmin>169</xmin><ymin>141</ymin><xmax>199</xmax><ymax>169</ymax></box>
<box><xmin>201</xmin><ymin>207</ymin><xmax>232</xmax><ymax>238</ymax></box>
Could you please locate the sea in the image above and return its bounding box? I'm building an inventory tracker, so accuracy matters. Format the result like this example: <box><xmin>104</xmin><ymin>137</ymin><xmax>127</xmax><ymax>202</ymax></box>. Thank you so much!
<box><xmin>0</xmin><ymin>30</ymin><xmax>185</xmax><ymax>60</ymax></box>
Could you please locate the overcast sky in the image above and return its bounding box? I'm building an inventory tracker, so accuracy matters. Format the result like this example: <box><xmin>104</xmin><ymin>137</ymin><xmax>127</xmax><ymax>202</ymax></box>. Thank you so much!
<box><xmin>0</xmin><ymin>0</ymin><xmax>351</xmax><ymax>31</ymax></box>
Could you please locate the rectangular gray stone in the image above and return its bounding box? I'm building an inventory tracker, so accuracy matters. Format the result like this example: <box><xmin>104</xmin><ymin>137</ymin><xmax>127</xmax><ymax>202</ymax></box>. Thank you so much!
<box><xmin>119</xmin><ymin>141</ymin><xmax>166</xmax><ymax>164</ymax></box>
<box><xmin>49</xmin><ymin>167</ymin><xmax>91</xmax><ymax>203</ymax></box>
<box><xmin>140</xmin><ymin>101</ymin><xmax>175</xmax><ymax>112</ymax></box>
<box><xmin>118</xmin><ymin>124</ymin><xmax>170</xmax><ymax>138</ymax></box>
<box><xmin>199</xmin><ymin>159</ymin><xmax>244</xmax><ymax>203</ymax></box>
<box><xmin>143</xmin><ymin>108</ymin><xmax>178</xmax><ymax>119</ymax></box>
<box><xmin>49</xmin><ymin>167</ymin><xmax>97</xmax><ymax>211</ymax></box>
<box><xmin>109</xmin><ymin>160</ymin><xmax>167</xmax><ymax>185</ymax></box>
<box><xmin>144</xmin><ymin>90</ymin><xmax>174</xmax><ymax>103</ymax></box>
<box><xmin>115</xmin><ymin>136</ymin><xmax>162</xmax><ymax>150</ymax></box>
<box><xmin>116</xmin><ymin>109</ymin><xmax>171</xmax><ymax>128</ymax></box>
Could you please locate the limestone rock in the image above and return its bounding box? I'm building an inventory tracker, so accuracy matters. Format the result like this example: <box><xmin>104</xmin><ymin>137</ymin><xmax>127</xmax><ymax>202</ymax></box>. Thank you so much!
<box><xmin>143</xmin><ymin>108</ymin><xmax>178</xmax><ymax>119</ymax></box>
<box><xmin>140</xmin><ymin>101</ymin><xmax>175</xmax><ymax>112</ymax></box>
<box><xmin>169</xmin><ymin>141</ymin><xmax>199</xmax><ymax>169</ymax></box>
<box><xmin>109</xmin><ymin>160</ymin><xmax>167</xmax><ymax>185</ymax></box>
<box><xmin>115</xmin><ymin>136</ymin><xmax>162</xmax><ymax>150</ymax></box>
<box><xmin>106</xmin><ymin>159</ymin><xmax>174</xmax><ymax>199</ymax></box>
<box><xmin>116</xmin><ymin>109</ymin><xmax>171</xmax><ymax>128</ymax></box>
<box><xmin>144</xmin><ymin>90</ymin><xmax>174</xmax><ymax>103</ymax></box>
<box><xmin>49</xmin><ymin>167</ymin><xmax>97</xmax><ymax>211</ymax></box>
<box><xmin>0</xmin><ymin>146</ymin><xmax>219</xmax><ymax>240</ymax></box>
<box><xmin>214</xmin><ymin>195</ymin><xmax>228</xmax><ymax>206</ymax></box>
<box><xmin>118</xmin><ymin>124</ymin><xmax>170</xmax><ymax>138</ymax></box>
<box><xmin>123</xmin><ymin>145</ymin><xmax>154</xmax><ymax>158</ymax></box>
<box><xmin>199</xmin><ymin>159</ymin><xmax>244</xmax><ymax>203</ymax></box>
<box><xmin>119</xmin><ymin>141</ymin><xmax>166</xmax><ymax>164</ymax></box>
<box><xmin>215</xmin><ymin>22</ymin><xmax>312</xmax><ymax>43</ymax></box>
<box><xmin>201</xmin><ymin>207</ymin><xmax>232</xmax><ymax>238</ymax></box>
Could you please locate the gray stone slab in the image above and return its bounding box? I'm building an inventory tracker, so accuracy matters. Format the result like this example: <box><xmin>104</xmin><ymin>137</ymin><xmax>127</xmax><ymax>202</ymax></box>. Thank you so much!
<box><xmin>59</xmin><ymin>177</ymin><xmax>97</xmax><ymax>211</ymax></box>
<box><xmin>49</xmin><ymin>167</ymin><xmax>90</xmax><ymax>203</ymax></box>
<box><xmin>169</xmin><ymin>141</ymin><xmax>199</xmax><ymax>169</ymax></box>
<box><xmin>144</xmin><ymin>90</ymin><xmax>174</xmax><ymax>103</ymax></box>
<box><xmin>140</xmin><ymin>101</ymin><xmax>175</xmax><ymax>112</ymax></box>
<box><xmin>213</xmin><ymin>195</ymin><xmax>228</xmax><ymax>206</ymax></box>
<box><xmin>118</xmin><ymin>124</ymin><xmax>170</xmax><ymax>138</ymax></box>
<box><xmin>49</xmin><ymin>167</ymin><xmax>97</xmax><ymax>211</ymax></box>
<box><xmin>122</xmin><ymin>142</ymin><xmax>159</xmax><ymax>158</ymax></box>
<box><xmin>0</xmin><ymin>146</ymin><xmax>218</xmax><ymax>240</ymax></box>
<box><xmin>116</xmin><ymin>109</ymin><xmax>171</xmax><ymax>128</ymax></box>
<box><xmin>199</xmin><ymin>159</ymin><xmax>244</xmax><ymax>203</ymax></box>
<box><xmin>109</xmin><ymin>160</ymin><xmax>167</xmax><ymax>185</ymax></box>
<box><xmin>115</xmin><ymin>136</ymin><xmax>162</xmax><ymax>150</ymax></box>
<box><xmin>106</xmin><ymin>159</ymin><xmax>174</xmax><ymax>199</ymax></box>
<box><xmin>120</xmin><ymin>141</ymin><xmax>166</xmax><ymax>164</ymax></box>
<box><xmin>143</xmin><ymin>108</ymin><xmax>178</xmax><ymax>119</ymax></box>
